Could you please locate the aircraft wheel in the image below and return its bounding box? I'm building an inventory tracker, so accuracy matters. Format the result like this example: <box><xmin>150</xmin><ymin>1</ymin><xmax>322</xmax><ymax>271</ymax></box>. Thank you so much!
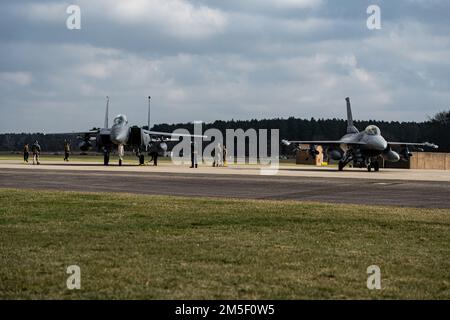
<box><xmin>338</xmin><ymin>161</ymin><xmax>344</xmax><ymax>171</ymax></box>
<box><xmin>119</xmin><ymin>159</ymin><xmax>123</xmax><ymax>166</ymax></box>
<box><xmin>373</xmin><ymin>162</ymin><xmax>380</xmax><ymax>172</ymax></box>
<box><xmin>104</xmin><ymin>153</ymin><xmax>110</xmax><ymax>166</ymax></box>
<box><xmin>139</xmin><ymin>155</ymin><xmax>145</xmax><ymax>165</ymax></box>
<box><xmin>367</xmin><ymin>164</ymin><xmax>372</xmax><ymax>172</ymax></box>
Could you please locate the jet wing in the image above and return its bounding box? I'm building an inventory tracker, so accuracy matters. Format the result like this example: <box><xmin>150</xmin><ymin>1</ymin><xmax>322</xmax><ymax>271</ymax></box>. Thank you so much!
<box><xmin>143</xmin><ymin>129</ymin><xmax>207</xmax><ymax>139</ymax></box>
<box><xmin>43</xmin><ymin>129</ymin><xmax>101</xmax><ymax>136</ymax></box>
<box><xmin>388</xmin><ymin>142</ymin><xmax>438</xmax><ymax>149</ymax></box>
<box><xmin>282</xmin><ymin>139</ymin><xmax>366</xmax><ymax>146</ymax></box>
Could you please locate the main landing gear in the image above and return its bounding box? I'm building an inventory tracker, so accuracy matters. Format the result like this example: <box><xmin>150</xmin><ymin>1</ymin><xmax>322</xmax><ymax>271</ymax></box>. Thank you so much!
<box><xmin>338</xmin><ymin>151</ymin><xmax>381</xmax><ymax>172</ymax></box>
<box><xmin>367</xmin><ymin>161</ymin><xmax>380</xmax><ymax>172</ymax></box>
<box><xmin>103</xmin><ymin>148</ymin><xmax>110</xmax><ymax>166</ymax></box>
<box><xmin>338</xmin><ymin>152</ymin><xmax>353</xmax><ymax>171</ymax></box>
<box><xmin>136</xmin><ymin>148</ymin><xmax>145</xmax><ymax>165</ymax></box>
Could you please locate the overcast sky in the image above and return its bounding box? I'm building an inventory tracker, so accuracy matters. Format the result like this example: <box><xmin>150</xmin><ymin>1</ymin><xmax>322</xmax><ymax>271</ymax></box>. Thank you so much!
<box><xmin>0</xmin><ymin>0</ymin><xmax>449</xmax><ymax>132</ymax></box>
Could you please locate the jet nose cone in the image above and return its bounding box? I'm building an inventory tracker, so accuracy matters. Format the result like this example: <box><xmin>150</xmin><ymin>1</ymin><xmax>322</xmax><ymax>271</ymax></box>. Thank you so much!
<box><xmin>111</xmin><ymin>126</ymin><xmax>128</xmax><ymax>145</ymax></box>
<box><xmin>367</xmin><ymin>136</ymin><xmax>387</xmax><ymax>151</ymax></box>
<box><xmin>374</xmin><ymin>138</ymin><xmax>388</xmax><ymax>151</ymax></box>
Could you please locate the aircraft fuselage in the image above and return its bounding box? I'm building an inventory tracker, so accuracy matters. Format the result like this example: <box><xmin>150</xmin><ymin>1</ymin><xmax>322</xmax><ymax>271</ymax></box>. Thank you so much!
<box><xmin>341</xmin><ymin>131</ymin><xmax>388</xmax><ymax>157</ymax></box>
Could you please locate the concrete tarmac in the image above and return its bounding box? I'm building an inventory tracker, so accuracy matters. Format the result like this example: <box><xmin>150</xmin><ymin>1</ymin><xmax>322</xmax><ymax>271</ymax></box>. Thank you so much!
<box><xmin>1</xmin><ymin>161</ymin><xmax>449</xmax><ymax>208</ymax></box>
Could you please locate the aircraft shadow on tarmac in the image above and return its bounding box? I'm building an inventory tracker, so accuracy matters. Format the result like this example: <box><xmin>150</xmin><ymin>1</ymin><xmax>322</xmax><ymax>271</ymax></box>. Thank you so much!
<box><xmin>276</xmin><ymin>167</ymin><xmax>384</xmax><ymax>173</ymax></box>
<box><xmin>23</xmin><ymin>162</ymin><xmax>391</xmax><ymax>173</ymax></box>
<box><xmin>232</xmin><ymin>166</ymin><xmax>384</xmax><ymax>174</ymax></box>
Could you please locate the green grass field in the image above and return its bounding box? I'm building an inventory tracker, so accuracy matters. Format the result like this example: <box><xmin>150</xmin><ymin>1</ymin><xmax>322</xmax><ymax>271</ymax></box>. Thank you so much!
<box><xmin>0</xmin><ymin>189</ymin><xmax>448</xmax><ymax>299</ymax></box>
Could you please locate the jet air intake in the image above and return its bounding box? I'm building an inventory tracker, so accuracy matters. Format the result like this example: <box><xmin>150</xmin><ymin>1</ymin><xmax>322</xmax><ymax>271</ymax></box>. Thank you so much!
<box><xmin>308</xmin><ymin>145</ymin><xmax>319</xmax><ymax>159</ymax></box>
<box><xmin>77</xmin><ymin>134</ymin><xmax>95</xmax><ymax>152</ymax></box>
<box><xmin>78</xmin><ymin>140</ymin><xmax>92</xmax><ymax>152</ymax></box>
<box><xmin>328</xmin><ymin>149</ymin><xmax>343</xmax><ymax>161</ymax></box>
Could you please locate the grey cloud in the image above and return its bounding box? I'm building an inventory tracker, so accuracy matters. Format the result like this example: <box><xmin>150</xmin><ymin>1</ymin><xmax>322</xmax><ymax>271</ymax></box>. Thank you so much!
<box><xmin>0</xmin><ymin>0</ymin><xmax>449</xmax><ymax>133</ymax></box>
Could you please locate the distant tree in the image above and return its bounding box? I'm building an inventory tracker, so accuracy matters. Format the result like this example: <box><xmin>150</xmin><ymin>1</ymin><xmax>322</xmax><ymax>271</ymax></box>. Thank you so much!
<box><xmin>430</xmin><ymin>110</ymin><xmax>450</xmax><ymax>124</ymax></box>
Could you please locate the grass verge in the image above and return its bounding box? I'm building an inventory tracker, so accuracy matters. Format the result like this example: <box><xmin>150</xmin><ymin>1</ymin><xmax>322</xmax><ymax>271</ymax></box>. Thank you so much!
<box><xmin>0</xmin><ymin>189</ymin><xmax>448</xmax><ymax>299</ymax></box>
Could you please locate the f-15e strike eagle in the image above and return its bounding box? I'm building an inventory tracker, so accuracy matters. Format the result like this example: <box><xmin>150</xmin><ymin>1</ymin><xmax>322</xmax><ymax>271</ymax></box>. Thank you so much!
<box><xmin>54</xmin><ymin>96</ymin><xmax>204</xmax><ymax>166</ymax></box>
<box><xmin>282</xmin><ymin>97</ymin><xmax>438</xmax><ymax>172</ymax></box>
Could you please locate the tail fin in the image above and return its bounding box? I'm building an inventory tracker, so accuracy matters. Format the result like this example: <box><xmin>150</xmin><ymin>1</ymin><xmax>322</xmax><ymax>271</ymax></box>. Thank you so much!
<box><xmin>345</xmin><ymin>97</ymin><xmax>359</xmax><ymax>134</ymax></box>
<box><xmin>104</xmin><ymin>96</ymin><xmax>109</xmax><ymax>128</ymax></box>
<box><xmin>147</xmin><ymin>96</ymin><xmax>151</xmax><ymax>130</ymax></box>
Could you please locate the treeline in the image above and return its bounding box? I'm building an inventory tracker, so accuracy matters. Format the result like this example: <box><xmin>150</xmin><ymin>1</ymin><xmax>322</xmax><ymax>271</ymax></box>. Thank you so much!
<box><xmin>152</xmin><ymin>116</ymin><xmax>450</xmax><ymax>153</ymax></box>
<box><xmin>1</xmin><ymin>113</ymin><xmax>449</xmax><ymax>153</ymax></box>
<box><xmin>0</xmin><ymin>133</ymin><xmax>72</xmax><ymax>153</ymax></box>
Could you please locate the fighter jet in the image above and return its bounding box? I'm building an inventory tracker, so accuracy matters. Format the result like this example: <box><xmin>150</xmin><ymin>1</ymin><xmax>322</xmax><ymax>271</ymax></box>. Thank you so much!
<box><xmin>282</xmin><ymin>97</ymin><xmax>438</xmax><ymax>172</ymax></box>
<box><xmin>55</xmin><ymin>96</ymin><xmax>205</xmax><ymax>166</ymax></box>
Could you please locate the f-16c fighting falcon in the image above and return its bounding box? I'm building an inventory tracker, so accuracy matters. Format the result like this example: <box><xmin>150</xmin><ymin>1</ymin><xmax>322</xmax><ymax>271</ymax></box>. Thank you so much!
<box><xmin>51</xmin><ymin>96</ymin><xmax>205</xmax><ymax>166</ymax></box>
<box><xmin>282</xmin><ymin>97</ymin><xmax>439</xmax><ymax>172</ymax></box>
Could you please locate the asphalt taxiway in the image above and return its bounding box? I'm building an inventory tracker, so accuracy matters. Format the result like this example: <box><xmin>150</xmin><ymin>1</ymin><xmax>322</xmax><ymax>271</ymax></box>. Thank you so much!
<box><xmin>1</xmin><ymin>160</ymin><xmax>449</xmax><ymax>208</ymax></box>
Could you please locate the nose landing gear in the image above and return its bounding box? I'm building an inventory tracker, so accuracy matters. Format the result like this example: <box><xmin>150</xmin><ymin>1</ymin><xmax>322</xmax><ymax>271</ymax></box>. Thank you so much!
<box><xmin>118</xmin><ymin>145</ymin><xmax>124</xmax><ymax>166</ymax></box>
<box><xmin>135</xmin><ymin>148</ymin><xmax>145</xmax><ymax>165</ymax></box>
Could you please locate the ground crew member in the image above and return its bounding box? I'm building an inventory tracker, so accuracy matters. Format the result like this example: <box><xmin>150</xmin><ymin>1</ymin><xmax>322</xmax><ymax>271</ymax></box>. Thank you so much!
<box><xmin>190</xmin><ymin>142</ymin><xmax>198</xmax><ymax>168</ymax></box>
<box><xmin>149</xmin><ymin>151</ymin><xmax>158</xmax><ymax>166</ymax></box>
<box><xmin>63</xmin><ymin>140</ymin><xmax>70</xmax><ymax>162</ymax></box>
<box><xmin>32</xmin><ymin>140</ymin><xmax>41</xmax><ymax>165</ymax></box>
<box><xmin>23</xmin><ymin>143</ymin><xmax>29</xmax><ymax>163</ymax></box>
<box><xmin>222</xmin><ymin>145</ymin><xmax>227</xmax><ymax>167</ymax></box>
<box><xmin>215</xmin><ymin>142</ymin><xmax>223</xmax><ymax>167</ymax></box>
<box><xmin>136</xmin><ymin>150</ymin><xmax>145</xmax><ymax>166</ymax></box>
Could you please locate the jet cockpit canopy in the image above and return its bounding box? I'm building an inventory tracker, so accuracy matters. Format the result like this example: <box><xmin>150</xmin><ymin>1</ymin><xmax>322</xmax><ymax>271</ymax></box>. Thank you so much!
<box><xmin>365</xmin><ymin>125</ymin><xmax>381</xmax><ymax>136</ymax></box>
<box><xmin>113</xmin><ymin>114</ymin><xmax>128</xmax><ymax>126</ymax></box>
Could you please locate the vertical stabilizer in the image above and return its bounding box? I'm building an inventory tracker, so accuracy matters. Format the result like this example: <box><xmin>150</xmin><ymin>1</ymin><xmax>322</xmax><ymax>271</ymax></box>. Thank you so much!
<box><xmin>104</xmin><ymin>96</ymin><xmax>109</xmax><ymax>128</ymax></box>
<box><xmin>345</xmin><ymin>97</ymin><xmax>359</xmax><ymax>134</ymax></box>
<box><xmin>147</xmin><ymin>96</ymin><xmax>151</xmax><ymax>130</ymax></box>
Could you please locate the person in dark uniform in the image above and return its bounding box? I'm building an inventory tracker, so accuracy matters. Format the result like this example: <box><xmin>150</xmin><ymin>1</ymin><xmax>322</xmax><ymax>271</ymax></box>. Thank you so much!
<box><xmin>103</xmin><ymin>147</ymin><xmax>110</xmax><ymax>166</ymax></box>
<box><xmin>32</xmin><ymin>140</ymin><xmax>41</xmax><ymax>165</ymax></box>
<box><xmin>63</xmin><ymin>140</ymin><xmax>71</xmax><ymax>162</ymax></box>
<box><xmin>222</xmin><ymin>145</ymin><xmax>227</xmax><ymax>167</ymax></box>
<box><xmin>23</xmin><ymin>143</ymin><xmax>29</xmax><ymax>163</ymax></box>
<box><xmin>190</xmin><ymin>142</ymin><xmax>198</xmax><ymax>168</ymax></box>
<box><xmin>212</xmin><ymin>147</ymin><xmax>216</xmax><ymax>167</ymax></box>
<box><xmin>149</xmin><ymin>151</ymin><xmax>158</xmax><ymax>166</ymax></box>
<box><xmin>137</xmin><ymin>151</ymin><xmax>145</xmax><ymax>165</ymax></box>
